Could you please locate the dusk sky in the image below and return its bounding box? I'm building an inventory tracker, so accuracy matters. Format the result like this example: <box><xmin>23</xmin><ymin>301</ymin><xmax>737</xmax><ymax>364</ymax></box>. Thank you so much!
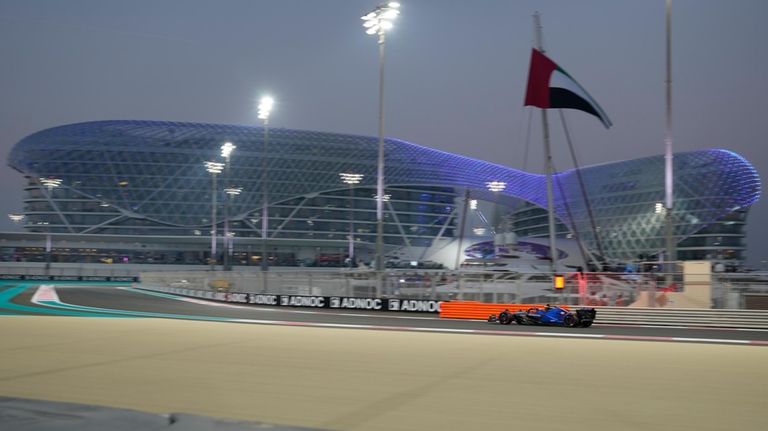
<box><xmin>1</xmin><ymin>0</ymin><xmax>767</xmax><ymax>265</ymax></box>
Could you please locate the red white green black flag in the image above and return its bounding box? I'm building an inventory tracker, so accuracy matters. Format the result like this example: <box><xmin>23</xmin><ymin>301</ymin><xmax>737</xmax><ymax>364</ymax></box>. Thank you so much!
<box><xmin>524</xmin><ymin>48</ymin><xmax>612</xmax><ymax>129</ymax></box>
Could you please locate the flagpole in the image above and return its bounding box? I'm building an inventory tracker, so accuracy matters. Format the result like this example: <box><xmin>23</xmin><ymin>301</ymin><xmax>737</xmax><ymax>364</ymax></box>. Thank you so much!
<box><xmin>664</xmin><ymin>0</ymin><xmax>675</xmax><ymax>290</ymax></box>
<box><xmin>533</xmin><ymin>12</ymin><xmax>559</xmax><ymax>283</ymax></box>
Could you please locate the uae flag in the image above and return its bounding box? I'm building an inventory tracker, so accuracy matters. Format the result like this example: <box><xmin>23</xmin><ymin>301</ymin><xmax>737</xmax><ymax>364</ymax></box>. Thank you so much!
<box><xmin>524</xmin><ymin>48</ymin><xmax>612</xmax><ymax>129</ymax></box>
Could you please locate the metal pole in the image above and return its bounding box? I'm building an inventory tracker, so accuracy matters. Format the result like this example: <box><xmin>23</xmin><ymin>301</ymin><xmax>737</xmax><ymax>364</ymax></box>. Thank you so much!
<box><xmin>42</xmin><ymin>183</ymin><xmax>56</xmax><ymax>275</ymax></box>
<box><xmin>45</xmin><ymin>186</ymin><xmax>53</xmax><ymax>275</ymax></box>
<box><xmin>210</xmin><ymin>172</ymin><xmax>217</xmax><ymax>271</ymax></box>
<box><xmin>348</xmin><ymin>183</ymin><xmax>355</xmax><ymax>266</ymax></box>
<box><xmin>375</xmin><ymin>30</ymin><xmax>386</xmax><ymax>296</ymax></box>
<box><xmin>223</xmin><ymin>156</ymin><xmax>230</xmax><ymax>271</ymax></box>
<box><xmin>261</xmin><ymin>120</ymin><xmax>270</xmax><ymax>273</ymax></box>
<box><xmin>664</xmin><ymin>0</ymin><xmax>675</xmax><ymax>291</ymax></box>
<box><xmin>533</xmin><ymin>12</ymin><xmax>559</xmax><ymax>282</ymax></box>
<box><xmin>45</xmin><ymin>231</ymin><xmax>52</xmax><ymax>275</ymax></box>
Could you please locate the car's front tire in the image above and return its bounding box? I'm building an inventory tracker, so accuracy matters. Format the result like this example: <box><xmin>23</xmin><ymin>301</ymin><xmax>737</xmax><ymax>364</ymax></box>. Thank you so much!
<box><xmin>498</xmin><ymin>312</ymin><xmax>512</xmax><ymax>325</ymax></box>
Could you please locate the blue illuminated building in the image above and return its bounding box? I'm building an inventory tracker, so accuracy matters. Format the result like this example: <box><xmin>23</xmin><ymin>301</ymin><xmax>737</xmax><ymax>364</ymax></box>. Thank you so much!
<box><xmin>6</xmin><ymin>120</ymin><xmax>761</xmax><ymax>267</ymax></box>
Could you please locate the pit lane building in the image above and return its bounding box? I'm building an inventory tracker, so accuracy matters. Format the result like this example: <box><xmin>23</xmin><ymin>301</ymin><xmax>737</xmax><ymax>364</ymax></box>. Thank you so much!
<box><xmin>4</xmin><ymin>120</ymin><xmax>762</xmax><ymax>268</ymax></box>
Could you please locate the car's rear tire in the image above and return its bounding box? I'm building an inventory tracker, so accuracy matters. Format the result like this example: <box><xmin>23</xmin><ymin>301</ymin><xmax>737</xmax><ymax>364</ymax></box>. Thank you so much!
<box><xmin>563</xmin><ymin>314</ymin><xmax>577</xmax><ymax>327</ymax></box>
<box><xmin>580</xmin><ymin>321</ymin><xmax>593</xmax><ymax>328</ymax></box>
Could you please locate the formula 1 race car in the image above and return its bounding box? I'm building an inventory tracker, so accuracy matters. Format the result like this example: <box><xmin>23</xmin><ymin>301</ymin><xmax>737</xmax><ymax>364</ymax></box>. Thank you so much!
<box><xmin>487</xmin><ymin>305</ymin><xmax>596</xmax><ymax>328</ymax></box>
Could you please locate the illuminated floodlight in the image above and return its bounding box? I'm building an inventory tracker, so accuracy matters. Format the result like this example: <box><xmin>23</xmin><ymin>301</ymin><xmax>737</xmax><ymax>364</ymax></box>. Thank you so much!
<box><xmin>373</xmin><ymin>193</ymin><xmax>391</xmax><ymax>202</ymax></box>
<box><xmin>473</xmin><ymin>227</ymin><xmax>486</xmax><ymax>235</ymax></box>
<box><xmin>220</xmin><ymin>142</ymin><xmax>236</xmax><ymax>158</ymax></box>
<box><xmin>361</xmin><ymin>2</ymin><xmax>401</xmax><ymax>36</ymax></box>
<box><xmin>486</xmin><ymin>181</ymin><xmax>506</xmax><ymax>192</ymax></box>
<box><xmin>654</xmin><ymin>202</ymin><xmax>664</xmax><ymax>214</ymax></box>
<box><xmin>339</xmin><ymin>172</ymin><xmax>364</xmax><ymax>185</ymax></box>
<box><xmin>204</xmin><ymin>161</ymin><xmax>224</xmax><ymax>174</ymax></box>
<box><xmin>469</xmin><ymin>199</ymin><xmax>478</xmax><ymax>210</ymax></box>
<box><xmin>8</xmin><ymin>213</ymin><xmax>25</xmax><ymax>223</ymax></box>
<box><xmin>40</xmin><ymin>177</ymin><xmax>62</xmax><ymax>189</ymax></box>
<box><xmin>224</xmin><ymin>187</ymin><xmax>243</xmax><ymax>196</ymax></box>
<box><xmin>258</xmin><ymin>96</ymin><xmax>274</xmax><ymax>121</ymax></box>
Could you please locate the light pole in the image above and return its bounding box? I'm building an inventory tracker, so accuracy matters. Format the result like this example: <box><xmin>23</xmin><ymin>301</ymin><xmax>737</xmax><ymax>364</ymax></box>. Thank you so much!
<box><xmin>39</xmin><ymin>177</ymin><xmax>62</xmax><ymax>274</ymax></box>
<box><xmin>258</xmin><ymin>96</ymin><xmax>274</xmax><ymax>273</ymax></box>
<box><xmin>454</xmin><ymin>189</ymin><xmax>471</xmax><ymax>271</ymax></box>
<box><xmin>485</xmin><ymin>181</ymin><xmax>507</xmax><ymax>235</ymax></box>
<box><xmin>362</xmin><ymin>1</ymin><xmax>400</xmax><ymax>292</ymax></box>
<box><xmin>8</xmin><ymin>213</ymin><xmax>25</xmax><ymax>263</ymax></box>
<box><xmin>221</xmin><ymin>142</ymin><xmax>236</xmax><ymax>271</ymax></box>
<box><xmin>204</xmin><ymin>161</ymin><xmax>224</xmax><ymax>270</ymax></box>
<box><xmin>340</xmin><ymin>173</ymin><xmax>364</xmax><ymax>267</ymax></box>
<box><xmin>224</xmin><ymin>186</ymin><xmax>242</xmax><ymax>269</ymax></box>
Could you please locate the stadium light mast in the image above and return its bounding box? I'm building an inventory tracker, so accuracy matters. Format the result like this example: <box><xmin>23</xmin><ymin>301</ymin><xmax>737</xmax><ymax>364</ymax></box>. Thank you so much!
<box><xmin>340</xmin><ymin>173</ymin><xmax>364</xmax><ymax>267</ymax></box>
<box><xmin>39</xmin><ymin>177</ymin><xmax>62</xmax><ymax>274</ymax></box>
<box><xmin>205</xmin><ymin>161</ymin><xmax>224</xmax><ymax>270</ymax></box>
<box><xmin>258</xmin><ymin>96</ymin><xmax>274</xmax><ymax>274</ymax></box>
<box><xmin>224</xmin><ymin>186</ymin><xmax>242</xmax><ymax>269</ymax></box>
<box><xmin>221</xmin><ymin>142</ymin><xmax>236</xmax><ymax>271</ymax></box>
<box><xmin>362</xmin><ymin>1</ymin><xmax>400</xmax><ymax>293</ymax></box>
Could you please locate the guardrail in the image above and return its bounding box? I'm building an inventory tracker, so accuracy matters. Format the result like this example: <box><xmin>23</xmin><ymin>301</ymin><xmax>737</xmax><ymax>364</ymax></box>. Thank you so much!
<box><xmin>135</xmin><ymin>283</ymin><xmax>768</xmax><ymax>329</ymax></box>
<box><xmin>591</xmin><ymin>306</ymin><xmax>768</xmax><ymax>329</ymax></box>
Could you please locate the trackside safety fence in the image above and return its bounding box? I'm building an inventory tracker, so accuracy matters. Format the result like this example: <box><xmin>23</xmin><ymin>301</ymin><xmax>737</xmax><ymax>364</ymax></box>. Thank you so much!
<box><xmin>592</xmin><ymin>307</ymin><xmax>768</xmax><ymax>329</ymax></box>
<box><xmin>134</xmin><ymin>284</ymin><xmax>768</xmax><ymax>329</ymax></box>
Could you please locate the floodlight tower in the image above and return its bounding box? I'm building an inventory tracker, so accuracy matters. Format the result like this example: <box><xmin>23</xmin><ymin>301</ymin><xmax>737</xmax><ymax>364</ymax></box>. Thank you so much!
<box><xmin>340</xmin><ymin>173</ymin><xmax>364</xmax><ymax>266</ymax></box>
<box><xmin>204</xmin><ymin>161</ymin><xmax>224</xmax><ymax>270</ymax></box>
<box><xmin>258</xmin><ymin>96</ymin><xmax>274</xmax><ymax>272</ymax></box>
<box><xmin>39</xmin><ymin>177</ymin><xmax>62</xmax><ymax>274</ymax></box>
<box><xmin>224</xmin><ymin>186</ymin><xmax>242</xmax><ymax>269</ymax></box>
<box><xmin>220</xmin><ymin>142</ymin><xmax>236</xmax><ymax>271</ymax></box>
<box><xmin>362</xmin><ymin>1</ymin><xmax>400</xmax><ymax>291</ymax></box>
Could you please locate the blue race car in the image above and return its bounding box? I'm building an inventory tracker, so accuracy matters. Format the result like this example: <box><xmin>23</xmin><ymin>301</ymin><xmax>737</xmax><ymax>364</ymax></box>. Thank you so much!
<box><xmin>488</xmin><ymin>305</ymin><xmax>596</xmax><ymax>327</ymax></box>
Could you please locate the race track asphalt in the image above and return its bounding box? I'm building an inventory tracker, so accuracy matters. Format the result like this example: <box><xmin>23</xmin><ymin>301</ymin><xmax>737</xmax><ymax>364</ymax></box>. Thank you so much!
<box><xmin>9</xmin><ymin>284</ymin><xmax>768</xmax><ymax>343</ymax></box>
<box><xmin>0</xmin><ymin>283</ymin><xmax>766</xmax><ymax>430</ymax></box>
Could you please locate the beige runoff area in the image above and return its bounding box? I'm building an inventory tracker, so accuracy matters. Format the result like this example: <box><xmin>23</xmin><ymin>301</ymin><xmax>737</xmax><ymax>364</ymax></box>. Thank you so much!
<box><xmin>0</xmin><ymin>316</ymin><xmax>766</xmax><ymax>431</ymax></box>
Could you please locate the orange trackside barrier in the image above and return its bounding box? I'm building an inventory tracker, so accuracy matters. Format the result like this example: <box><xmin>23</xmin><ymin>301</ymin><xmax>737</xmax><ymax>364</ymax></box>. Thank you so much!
<box><xmin>439</xmin><ymin>301</ymin><xmax>570</xmax><ymax>320</ymax></box>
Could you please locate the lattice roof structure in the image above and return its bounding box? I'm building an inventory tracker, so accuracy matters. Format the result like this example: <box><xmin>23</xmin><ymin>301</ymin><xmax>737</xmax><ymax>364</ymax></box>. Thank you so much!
<box><xmin>8</xmin><ymin>120</ymin><xmax>761</xmax><ymax>259</ymax></box>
